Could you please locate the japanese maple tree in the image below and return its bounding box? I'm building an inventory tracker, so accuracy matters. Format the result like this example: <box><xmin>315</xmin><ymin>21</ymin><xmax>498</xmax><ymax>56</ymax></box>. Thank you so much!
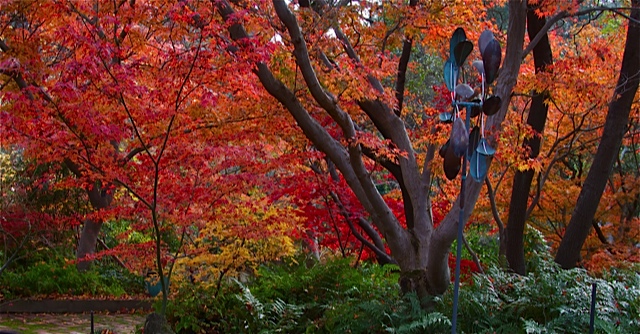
<box><xmin>0</xmin><ymin>0</ymin><xmax>301</xmax><ymax>296</ymax></box>
<box><xmin>212</xmin><ymin>0</ymin><xmax>528</xmax><ymax>298</ymax></box>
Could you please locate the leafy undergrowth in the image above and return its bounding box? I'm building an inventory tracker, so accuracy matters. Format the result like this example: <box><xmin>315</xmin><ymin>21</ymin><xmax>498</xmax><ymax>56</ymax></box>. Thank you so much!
<box><xmin>0</xmin><ymin>251</ymin><xmax>145</xmax><ymax>301</ymax></box>
<box><xmin>163</xmin><ymin>253</ymin><xmax>639</xmax><ymax>334</ymax></box>
<box><xmin>437</xmin><ymin>253</ymin><xmax>640</xmax><ymax>333</ymax></box>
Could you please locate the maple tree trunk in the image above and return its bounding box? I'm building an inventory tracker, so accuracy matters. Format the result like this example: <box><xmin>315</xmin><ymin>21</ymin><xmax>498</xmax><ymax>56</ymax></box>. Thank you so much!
<box><xmin>505</xmin><ymin>4</ymin><xmax>553</xmax><ymax>275</ymax></box>
<box><xmin>398</xmin><ymin>254</ymin><xmax>445</xmax><ymax>306</ymax></box>
<box><xmin>76</xmin><ymin>219</ymin><xmax>103</xmax><ymax>271</ymax></box>
<box><xmin>555</xmin><ymin>0</ymin><xmax>640</xmax><ymax>269</ymax></box>
<box><xmin>76</xmin><ymin>183</ymin><xmax>113</xmax><ymax>271</ymax></box>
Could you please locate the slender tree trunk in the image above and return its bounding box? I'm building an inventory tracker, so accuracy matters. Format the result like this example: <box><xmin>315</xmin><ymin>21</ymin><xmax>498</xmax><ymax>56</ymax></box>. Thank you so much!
<box><xmin>76</xmin><ymin>219</ymin><xmax>103</xmax><ymax>271</ymax></box>
<box><xmin>555</xmin><ymin>1</ymin><xmax>640</xmax><ymax>269</ymax></box>
<box><xmin>76</xmin><ymin>183</ymin><xmax>113</xmax><ymax>271</ymax></box>
<box><xmin>505</xmin><ymin>5</ymin><xmax>554</xmax><ymax>275</ymax></box>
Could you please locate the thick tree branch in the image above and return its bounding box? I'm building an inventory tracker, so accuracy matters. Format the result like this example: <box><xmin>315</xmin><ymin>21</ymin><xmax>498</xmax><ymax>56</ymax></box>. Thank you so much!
<box><xmin>357</xmin><ymin>217</ymin><xmax>387</xmax><ymax>257</ymax></box>
<box><xmin>394</xmin><ymin>39</ymin><xmax>412</xmax><ymax>116</ymax></box>
<box><xmin>217</xmin><ymin>0</ymin><xmax>409</xmax><ymax>248</ymax></box>
<box><xmin>506</xmin><ymin>2</ymin><xmax>554</xmax><ymax>275</ymax></box>
<box><xmin>359</xmin><ymin>146</ymin><xmax>415</xmax><ymax>229</ymax></box>
<box><xmin>272</xmin><ymin>1</ymin><xmax>356</xmax><ymax>138</ymax></box>
<box><xmin>276</xmin><ymin>0</ymin><xmax>418</xmax><ymax>239</ymax></box>
<box><xmin>485</xmin><ymin>178</ymin><xmax>505</xmax><ymax>233</ymax></box>
<box><xmin>300</xmin><ymin>0</ymin><xmax>427</xmax><ymax>233</ymax></box>
<box><xmin>393</xmin><ymin>0</ymin><xmax>418</xmax><ymax>116</ymax></box>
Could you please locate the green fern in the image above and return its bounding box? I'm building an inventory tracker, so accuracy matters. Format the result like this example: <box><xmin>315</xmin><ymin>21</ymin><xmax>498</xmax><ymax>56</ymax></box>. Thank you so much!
<box><xmin>391</xmin><ymin>312</ymin><xmax>451</xmax><ymax>334</ymax></box>
<box><xmin>164</xmin><ymin>254</ymin><xmax>639</xmax><ymax>333</ymax></box>
<box><xmin>436</xmin><ymin>252</ymin><xmax>640</xmax><ymax>334</ymax></box>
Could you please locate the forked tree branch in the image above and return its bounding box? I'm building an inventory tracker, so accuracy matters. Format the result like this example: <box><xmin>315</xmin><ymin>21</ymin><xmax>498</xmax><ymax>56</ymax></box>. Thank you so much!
<box><xmin>217</xmin><ymin>0</ymin><xmax>408</xmax><ymax>244</ymax></box>
<box><xmin>328</xmin><ymin>191</ymin><xmax>397</xmax><ymax>265</ymax></box>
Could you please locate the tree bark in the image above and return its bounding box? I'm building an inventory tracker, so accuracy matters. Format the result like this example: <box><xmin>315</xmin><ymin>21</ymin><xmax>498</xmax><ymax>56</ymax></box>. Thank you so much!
<box><xmin>555</xmin><ymin>0</ymin><xmax>640</xmax><ymax>269</ymax></box>
<box><xmin>76</xmin><ymin>183</ymin><xmax>113</xmax><ymax>271</ymax></box>
<box><xmin>505</xmin><ymin>4</ymin><xmax>554</xmax><ymax>275</ymax></box>
<box><xmin>76</xmin><ymin>219</ymin><xmax>103</xmax><ymax>271</ymax></box>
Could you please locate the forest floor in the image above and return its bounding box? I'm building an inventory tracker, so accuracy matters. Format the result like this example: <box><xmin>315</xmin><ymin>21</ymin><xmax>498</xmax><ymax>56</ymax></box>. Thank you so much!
<box><xmin>0</xmin><ymin>312</ymin><xmax>145</xmax><ymax>334</ymax></box>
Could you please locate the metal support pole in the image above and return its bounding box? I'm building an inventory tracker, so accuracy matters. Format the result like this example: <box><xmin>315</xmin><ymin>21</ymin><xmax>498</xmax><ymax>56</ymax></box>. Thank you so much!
<box><xmin>589</xmin><ymin>282</ymin><xmax>597</xmax><ymax>334</ymax></box>
<box><xmin>451</xmin><ymin>102</ymin><xmax>472</xmax><ymax>334</ymax></box>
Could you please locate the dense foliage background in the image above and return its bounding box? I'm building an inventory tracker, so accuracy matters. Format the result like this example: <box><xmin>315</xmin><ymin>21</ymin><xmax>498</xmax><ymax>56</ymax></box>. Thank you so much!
<box><xmin>1</xmin><ymin>0</ymin><xmax>639</xmax><ymax>333</ymax></box>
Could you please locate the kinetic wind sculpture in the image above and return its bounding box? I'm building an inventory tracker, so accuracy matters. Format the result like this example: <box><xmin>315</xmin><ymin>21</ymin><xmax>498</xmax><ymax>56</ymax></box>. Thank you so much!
<box><xmin>441</xmin><ymin>28</ymin><xmax>502</xmax><ymax>333</ymax></box>
<box><xmin>440</xmin><ymin>27</ymin><xmax>502</xmax><ymax>182</ymax></box>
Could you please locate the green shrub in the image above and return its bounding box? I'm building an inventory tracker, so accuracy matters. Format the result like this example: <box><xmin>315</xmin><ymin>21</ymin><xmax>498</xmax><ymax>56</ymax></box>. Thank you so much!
<box><xmin>0</xmin><ymin>252</ymin><xmax>143</xmax><ymax>298</ymax></box>
<box><xmin>459</xmin><ymin>223</ymin><xmax>501</xmax><ymax>267</ymax></box>
<box><xmin>166</xmin><ymin>256</ymin><xmax>452</xmax><ymax>333</ymax></box>
<box><xmin>97</xmin><ymin>265</ymin><xmax>145</xmax><ymax>295</ymax></box>
<box><xmin>162</xmin><ymin>283</ymin><xmax>244</xmax><ymax>333</ymax></box>
<box><xmin>322</xmin><ymin>291</ymin><xmax>451</xmax><ymax>334</ymax></box>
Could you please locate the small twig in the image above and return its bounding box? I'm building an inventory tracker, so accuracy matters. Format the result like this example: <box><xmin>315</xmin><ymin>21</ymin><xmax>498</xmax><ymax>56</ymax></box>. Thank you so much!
<box><xmin>97</xmin><ymin>238</ymin><xmax>130</xmax><ymax>270</ymax></box>
<box><xmin>461</xmin><ymin>234</ymin><xmax>484</xmax><ymax>274</ymax></box>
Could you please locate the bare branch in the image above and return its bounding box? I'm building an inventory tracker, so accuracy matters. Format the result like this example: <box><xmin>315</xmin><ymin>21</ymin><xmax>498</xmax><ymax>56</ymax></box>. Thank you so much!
<box><xmin>461</xmin><ymin>234</ymin><xmax>484</xmax><ymax>274</ymax></box>
<box><xmin>591</xmin><ymin>220</ymin><xmax>610</xmax><ymax>245</ymax></box>
<box><xmin>328</xmin><ymin>190</ymin><xmax>396</xmax><ymax>265</ymax></box>
<box><xmin>485</xmin><ymin>177</ymin><xmax>505</xmax><ymax>233</ymax></box>
<box><xmin>524</xmin><ymin>6</ymin><xmax>640</xmax><ymax>59</ymax></box>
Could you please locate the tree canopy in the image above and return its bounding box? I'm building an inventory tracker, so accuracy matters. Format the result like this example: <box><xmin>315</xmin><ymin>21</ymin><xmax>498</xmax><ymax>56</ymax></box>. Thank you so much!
<box><xmin>1</xmin><ymin>0</ymin><xmax>639</xmax><ymax>307</ymax></box>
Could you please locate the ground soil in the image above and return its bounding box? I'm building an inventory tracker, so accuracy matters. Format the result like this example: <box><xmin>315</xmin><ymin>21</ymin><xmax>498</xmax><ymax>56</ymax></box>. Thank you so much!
<box><xmin>0</xmin><ymin>312</ymin><xmax>145</xmax><ymax>334</ymax></box>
